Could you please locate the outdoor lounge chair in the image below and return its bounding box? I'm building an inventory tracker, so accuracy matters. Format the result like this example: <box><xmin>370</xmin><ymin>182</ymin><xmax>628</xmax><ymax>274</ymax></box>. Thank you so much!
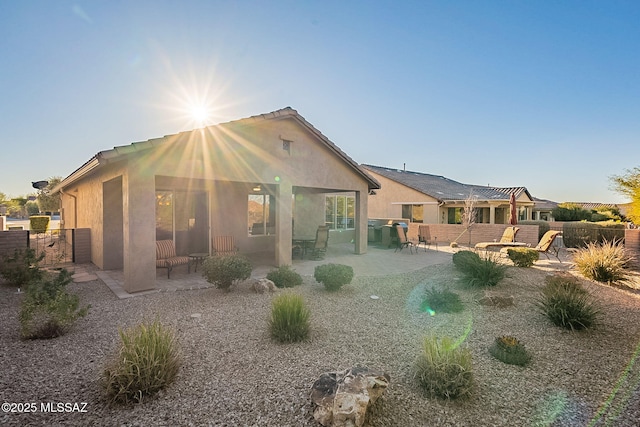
<box><xmin>475</xmin><ymin>226</ymin><xmax>526</xmax><ymax>251</ymax></box>
<box><xmin>309</xmin><ymin>225</ymin><xmax>330</xmax><ymax>260</ymax></box>
<box><xmin>532</xmin><ymin>230</ymin><xmax>563</xmax><ymax>262</ymax></box>
<box><xmin>156</xmin><ymin>240</ymin><xmax>190</xmax><ymax>279</ymax></box>
<box><xmin>418</xmin><ymin>225</ymin><xmax>437</xmax><ymax>252</ymax></box>
<box><xmin>394</xmin><ymin>224</ymin><xmax>415</xmax><ymax>254</ymax></box>
<box><xmin>212</xmin><ymin>235</ymin><xmax>238</xmax><ymax>256</ymax></box>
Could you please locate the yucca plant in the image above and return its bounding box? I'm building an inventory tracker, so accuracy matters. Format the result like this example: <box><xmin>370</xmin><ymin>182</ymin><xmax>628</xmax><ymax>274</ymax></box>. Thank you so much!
<box><xmin>488</xmin><ymin>335</ymin><xmax>531</xmax><ymax>366</ymax></box>
<box><xmin>102</xmin><ymin>321</ymin><xmax>181</xmax><ymax>405</ymax></box>
<box><xmin>421</xmin><ymin>286</ymin><xmax>464</xmax><ymax>314</ymax></box>
<box><xmin>269</xmin><ymin>293</ymin><xmax>310</xmax><ymax>343</ymax></box>
<box><xmin>536</xmin><ymin>275</ymin><xmax>599</xmax><ymax>331</ymax></box>
<box><xmin>414</xmin><ymin>336</ymin><xmax>474</xmax><ymax>399</ymax></box>
<box><xmin>573</xmin><ymin>239</ymin><xmax>632</xmax><ymax>284</ymax></box>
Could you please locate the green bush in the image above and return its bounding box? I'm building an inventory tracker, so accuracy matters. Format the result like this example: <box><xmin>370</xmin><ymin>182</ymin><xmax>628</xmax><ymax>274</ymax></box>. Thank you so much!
<box><xmin>506</xmin><ymin>247</ymin><xmax>539</xmax><ymax>267</ymax></box>
<box><xmin>536</xmin><ymin>274</ymin><xmax>599</xmax><ymax>331</ymax></box>
<box><xmin>269</xmin><ymin>293</ymin><xmax>310</xmax><ymax>343</ymax></box>
<box><xmin>29</xmin><ymin>215</ymin><xmax>50</xmax><ymax>233</ymax></box>
<box><xmin>488</xmin><ymin>335</ymin><xmax>531</xmax><ymax>366</ymax></box>
<box><xmin>573</xmin><ymin>239</ymin><xmax>632</xmax><ymax>284</ymax></box>
<box><xmin>19</xmin><ymin>269</ymin><xmax>90</xmax><ymax>339</ymax></box>
<box><xmin>0</xmin><ymin>248</ymin><xmax>44</xmax><ymax>287</ymax></box>
<box><xmin>421</xmin><ymin>286</ymin><xmax>464</xmax><ymax>314</ymax></box>
<box><xmin>314</xmin><ymin>263</ymin><xmax>354</xmax><ymax>291</ymax></box>
<box><xmin>414</xmin><ymin>336</ymin><xmax>474</xmax><ymax>399</ymax></box>
<box><xmin>457</xmin><ymin>253</ymin><xmax>507</xmax><ymax>288</ymax></box>
<box><xmin>102</xmin><ymin>321</ymin><xmax>181</xmax><ymax>405</ymax></box>
<box><xmin>202</xmin><ymin>255</ymin><xmax>252</xmax><ymax>290</ymax></box>
<box><xmin>452</xmin><ymin>250</ymin><xmax>480</xmax><ymax>271</ymax></box>
<box><xmin>266</xmin><ymin>265</ymin><xmax>303</xmax><ymax>288</ymax></box>
<box><xmin>519</xmin><ymin>220</ymin><xmax>549</xmax><ymax>241</ymax></box>
<box><xmin>596</xmin><ymin>221</ymin><xmax>626</xmax><ymax>243</ymax></box>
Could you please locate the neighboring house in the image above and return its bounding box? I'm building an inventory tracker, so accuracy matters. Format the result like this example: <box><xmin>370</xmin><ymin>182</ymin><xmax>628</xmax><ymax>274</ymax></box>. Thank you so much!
<box><xmin>532</xmin><ymin>197</ymin><xmax>558</xmax><ymax>221</ymax></box>
<box><xmin>362</xmin><ymin>164</ymin><xmax>534</xmax><ymax>225</ymax></box>
<box><xmin>53</xmin><ymin>107</ymin><xmax>380</xmax><ymax>293</ymax></box>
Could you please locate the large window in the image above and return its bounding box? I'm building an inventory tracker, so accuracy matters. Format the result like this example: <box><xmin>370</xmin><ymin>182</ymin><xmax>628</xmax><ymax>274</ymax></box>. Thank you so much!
<box><xmin>325</xmin><ymin>195</ymin><xmax>355</xmax><ymax>230</ymax></box>
<box><xmin>447</xmin><ymin>207</ymin><xmax>463</xmax><ymax>224</ymax></box>
<box><xmin>402</xmin><ymin>204</ymin><xmax>424</xmax><ymax>223</ymax></box>
<box><xmin>248</xmin><ymin>193</ymin><xmax>275</xmax><ymax>235</ymax></box>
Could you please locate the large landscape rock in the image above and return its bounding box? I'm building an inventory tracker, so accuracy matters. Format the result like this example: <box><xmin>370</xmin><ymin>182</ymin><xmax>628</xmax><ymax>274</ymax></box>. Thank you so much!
<box><xmin>310</xmin><ymin>366</ymin><xmax>390</xmax><ymax>427</ymax></box>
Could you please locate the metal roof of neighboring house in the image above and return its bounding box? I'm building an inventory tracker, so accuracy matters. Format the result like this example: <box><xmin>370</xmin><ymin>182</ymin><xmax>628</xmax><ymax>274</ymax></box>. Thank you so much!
<box><xmin>567</xmin><ymin>202</ymin><xmax>620</xmax><ymax>210</ymax></box>
<box><xmin>361</xmin><ymin>164</ymin><xmax>532</xmax><ymax>203</ymax></box>
<box><xmin>54</xmin><ymin>107</ymin><xmax>380</xmax><ymax>192</ymax></box>
<box><xmin>532</xmin><ymin>197</ymin><xmax>559</xmax><ymax>211</ymax></box>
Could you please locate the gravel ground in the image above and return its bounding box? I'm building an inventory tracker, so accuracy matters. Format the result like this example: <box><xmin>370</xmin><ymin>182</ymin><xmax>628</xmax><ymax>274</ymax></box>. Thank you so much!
<box><xmin>2</xmin><ymin>261</ymin><xmax>640</xmax><ymax>426</ymax></box>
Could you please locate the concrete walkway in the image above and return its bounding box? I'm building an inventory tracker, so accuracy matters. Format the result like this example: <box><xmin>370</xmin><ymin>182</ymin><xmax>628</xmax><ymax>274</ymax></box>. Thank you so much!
<box><xmin>95</xmin><ymin>243</ymin><xmax>454</xmax><ymax>299</ymax></box>
<box><xmin>87</xmin><ymin>242</ymin><xmax>574</xmax><ymax>299</ymax></box>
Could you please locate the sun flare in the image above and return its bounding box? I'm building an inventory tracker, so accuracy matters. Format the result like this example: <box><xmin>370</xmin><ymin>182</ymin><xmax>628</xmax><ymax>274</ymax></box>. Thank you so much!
<box><xmin>190</xmin><ymin>105</ymin><xmax>211</xmax><ymax>125</ymax></box>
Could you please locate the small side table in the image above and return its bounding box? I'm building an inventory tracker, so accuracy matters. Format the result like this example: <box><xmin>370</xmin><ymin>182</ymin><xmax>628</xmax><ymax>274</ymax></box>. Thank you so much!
<box><xmin>189</xmin><ymin>253</ymin><xmax>209</xmax><ymax>273</ymax></box>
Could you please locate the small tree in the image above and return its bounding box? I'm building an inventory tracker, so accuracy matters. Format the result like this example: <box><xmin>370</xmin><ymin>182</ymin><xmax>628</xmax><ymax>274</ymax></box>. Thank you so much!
<box><xmin>453</xmin><ymin>191</ymin><xmax>477</xmax><ymax>246</ymax></box>
<box><xmin>36</xmin><ymin>177</ymin><xmax>62</xmax><ymax>213</ymax></box>
<box><xmin>611</xmin><ymin>167</ymin><xmax>640</xmax><ymax>225</ymax></box>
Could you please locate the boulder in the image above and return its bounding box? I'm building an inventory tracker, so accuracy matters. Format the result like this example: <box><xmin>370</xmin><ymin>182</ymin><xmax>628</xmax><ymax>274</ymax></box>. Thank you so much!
<box><xmin>310</xmin><ymin>366</ymin><xmax>390</xmax><ymax>427</ymax></box>
<box><xmin>478</xmin><ymin>292</ymin><xmax>514</xmax><ymax>308</ymax></box>
<box><xmin>251</xmin><ymin>278</ymin><xmax>277</xmax><ymax>294</ymax></box>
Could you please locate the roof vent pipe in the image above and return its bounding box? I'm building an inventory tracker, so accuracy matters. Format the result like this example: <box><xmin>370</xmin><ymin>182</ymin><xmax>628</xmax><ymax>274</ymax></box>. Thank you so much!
<box><xmin>403</xmin><ymin>163</ymin><xmax>406</xmax><ymax>171</ymax></box>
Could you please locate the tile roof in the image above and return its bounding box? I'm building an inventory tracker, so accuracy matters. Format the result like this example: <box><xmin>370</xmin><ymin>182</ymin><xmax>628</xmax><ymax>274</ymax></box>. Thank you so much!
<box><xmin>361</xmin><ymin>164</ymin><xmax>532</xmax><ymax>203</ymax></box>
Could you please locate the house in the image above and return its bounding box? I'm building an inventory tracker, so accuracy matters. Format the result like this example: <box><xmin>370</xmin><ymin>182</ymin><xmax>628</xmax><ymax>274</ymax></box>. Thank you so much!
<box><xmin>532</xmin><ymin>197</ymin><xmax>558</xmax><ymax>221</ymax></box>
<box><xmin>53</xmin><ymin>107</ymin><xmax>380</xmax><ymax>293</ymax></box>
<box><xmin>362</xmin><ymin>164</ymin><xmax>534</xmax><ymax>225</ymax></box>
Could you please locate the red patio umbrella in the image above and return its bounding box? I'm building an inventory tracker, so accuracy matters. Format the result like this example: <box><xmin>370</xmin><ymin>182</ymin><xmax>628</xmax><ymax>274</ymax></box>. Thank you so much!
<box><xmin>509</xmin><ymin>192</ymin><xmax>518</xmax><ymax>225</ymax></box>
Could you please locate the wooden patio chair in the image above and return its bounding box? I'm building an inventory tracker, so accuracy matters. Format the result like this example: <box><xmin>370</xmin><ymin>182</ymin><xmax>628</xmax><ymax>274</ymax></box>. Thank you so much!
<box><xmin>212</xmin><ymin>235</ymin><xmax>238</xmax><ymax>256</ymax></box>
<box><xmin>156</xmin><ymin>240</ymin><xmax>190</xmax><ymax>279</ymax></box>
<box><xmin>309</xmin><ymin>225</ymin><xmax>330</xmax><ymax>260</ymax></box>
<box><xmin>394</xmin><ymin>224</ymin><xmax>415</xmax><ymax>254</ymax></box>
<box><xmin>418</xmin><ymin>225</ymin><xmax>437</xmax><ymax>252</ymax></box>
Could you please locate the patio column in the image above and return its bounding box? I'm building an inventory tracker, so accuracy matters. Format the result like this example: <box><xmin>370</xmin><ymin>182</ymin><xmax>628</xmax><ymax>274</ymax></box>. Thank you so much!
<box><xmin>275</xmin><ymin>181</ymin><xmax>293</xmax><ymax>266</ymax></box>
<box><xmin>354</xmin><ymin>190</ymin><xmax>367</xmax><ymax>254</ymax></box>
<box><xmin>489</xmin><ymin>205</ymin><xmax>496</xmax><ymax>224</ymax></box>
<box><xmin>122</xmin><ymin>167</ymin><xmax>156</xmax><ymax>293</ymax></box>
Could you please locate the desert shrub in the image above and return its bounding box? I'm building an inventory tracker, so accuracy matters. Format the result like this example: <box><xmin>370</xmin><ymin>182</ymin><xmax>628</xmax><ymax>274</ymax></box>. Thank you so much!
<box><xmin>266</xmin><ymin>265</ymin><xmax>303</xmax><ymax>288</ymax></box>
<box><xmin>269</xmin><ymin>293</ymin><xmax>310</xmax><ymax>343</ymax></box>
<box><xmin>29</xmin><ymin>215</ymin><xmax>50</xmax><ymax>233</ymax></box>
<box><xmin>488</xmin><ymin>335</ymin><xmax>531</xmax><ymax>366</ymax></box>
<box><xmin>573</xmin><ymin>239</ymin><xmax>632</xmax><ymax>284</ymax></box>
<box><xmin>0</xmin><ymin>248</ymin><xmax>44</xmax><ymax>287</ymax></box>
<box><xmin>102</xmin><ymin>320</ymin><xmax>181</xmax><ymax>405</ymax></box>
<box><xmin>457</xmin><ymin>253</ymin><xmax>507</xmax><ymax>288</ymax></box>
<box><xmin>452</xmin><ymin>250</ymin><xmax>480</xmax><ymax>271</ymax></box>
<box><xmin>201</xmin><ymin>254</ymin><xmax>252</xmax><ymax>290</ymax></box>
<box><xmin>421</xmin><ymin>286</ymin><xmax>464</xmax><ymax>314</ymax></box>
<box><xmin>414</xmin><ymin>336</ymin><xmax>473</xmax><ymax>399</ymax></box>
<box><xmin>314</xmin><ymin>263</ymin><xmax>354</xmax><ymax>291</ymax></box>
<box><xmin>19</xmin><ymin>269</ymin><xmax>90</xmax><ymax>339</ymax></box>
<box><xmin>506</xmin><ymin>247</ymin><xmax>539</xmax><ymax>267</ymax></box>
<box><xmin>519</xmin><ymin>220</ymin><xmax>549</xmax><ymax>241</ymax></box>
<box><xmin>536</xmin><ymin>275</ymin><xmax>599</xmax><ymax>331</ymax></box>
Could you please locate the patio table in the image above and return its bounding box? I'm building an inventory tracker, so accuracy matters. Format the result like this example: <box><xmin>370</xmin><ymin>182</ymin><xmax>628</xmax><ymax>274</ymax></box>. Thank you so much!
<box><xmin>188</xmin><ymin>252</ymin><xmax>209</xmax><ymax>272</ymax></box>
<box><xmin>292</xmin><ymin>237</ymin><xmax>315</xmax><ymax>259</ymax></box>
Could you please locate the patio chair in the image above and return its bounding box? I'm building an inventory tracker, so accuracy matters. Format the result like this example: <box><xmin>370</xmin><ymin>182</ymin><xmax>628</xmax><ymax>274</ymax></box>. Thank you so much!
<box><xmin>533</xmin><ymin>230</ymin><xmax>563</xmax><ymax>262</ymax></box>
<box><xmin>418</xmin><ymin>225</ymin><xmax>437</xmax><ymax>252</ymax></box>
<box><xmin>156</xmin><ymin>240</ymin><xmax>190</xmax><ymax>279</ymax></box>
<box><xmin>212</xmin><ymin>235</ymin><xmax>238</xmax><ymax>256</ymax></box>
<box><xmin>309</xmin><ymin>225</ymin><xmax>330</xmax><ymax>260</ymax></box>
<box><xmin>475</xmin><ymin>226</ymin><xmax>526</xmax><ymax>251</ymax></box>
<box><xmin>394</xmin><ymin>224</ymin><xmax>415</xmax><ymax>254</ymax></box>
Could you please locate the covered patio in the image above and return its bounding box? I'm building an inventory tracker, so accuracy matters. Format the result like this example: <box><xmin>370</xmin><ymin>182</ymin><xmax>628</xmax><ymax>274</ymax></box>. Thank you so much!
<box><xmin>54</xmin><ymin>108</ymin><xmax>380</xmax><ymax>294</ymax></box>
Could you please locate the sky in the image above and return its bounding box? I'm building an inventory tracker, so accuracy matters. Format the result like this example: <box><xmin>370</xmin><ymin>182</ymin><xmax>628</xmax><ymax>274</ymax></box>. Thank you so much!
<box><xmin>1</xmin><ymin>0</ymin><xmax>638</xmax><ymax>204</ymax></box>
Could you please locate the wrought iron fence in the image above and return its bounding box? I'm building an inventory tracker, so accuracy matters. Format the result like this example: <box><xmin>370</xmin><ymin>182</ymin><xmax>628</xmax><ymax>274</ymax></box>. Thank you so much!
<box><xmin>29</xmin><ymin>229</ymin><xmax>74</xmax><ymax>266</ymax></box>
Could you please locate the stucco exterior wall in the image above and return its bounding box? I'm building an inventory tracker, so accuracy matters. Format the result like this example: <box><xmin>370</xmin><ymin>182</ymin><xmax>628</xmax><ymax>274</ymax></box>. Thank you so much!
<box><xmin>366</xmin><ymin>171</ymin><xmax>439</xmax><ymax>223</ymax></box>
